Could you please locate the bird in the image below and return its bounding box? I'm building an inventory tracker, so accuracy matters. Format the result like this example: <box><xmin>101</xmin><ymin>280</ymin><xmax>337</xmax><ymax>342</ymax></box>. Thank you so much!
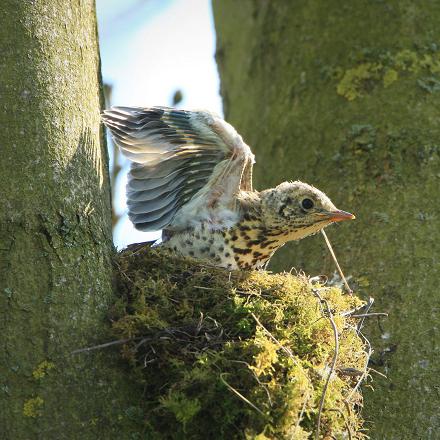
<box><xmin>102</xmin><ymin>106</ymin><xmax>355</xmax><ymax>270</ymax></box>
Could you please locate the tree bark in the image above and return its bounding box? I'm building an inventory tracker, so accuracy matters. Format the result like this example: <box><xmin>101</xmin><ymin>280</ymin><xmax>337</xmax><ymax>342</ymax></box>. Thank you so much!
<box><xmin>0</xmin><ymin>1</ymin><xmax>142</xmax><ymax>438</ymax></box>
<box><xmin>214</xmin><ymin>1</ymin><xmax>440</xmax><ymax>438</ymax></box>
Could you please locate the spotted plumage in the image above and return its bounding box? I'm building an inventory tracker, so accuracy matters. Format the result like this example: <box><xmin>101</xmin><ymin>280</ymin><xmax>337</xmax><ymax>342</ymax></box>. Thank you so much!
<box><xmin>103</xmin><ymin>106</ymin><xmax>355</xmax><ymax>270</ymax></box>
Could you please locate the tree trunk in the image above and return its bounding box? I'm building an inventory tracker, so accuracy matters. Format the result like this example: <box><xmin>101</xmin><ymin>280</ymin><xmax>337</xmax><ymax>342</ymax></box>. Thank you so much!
<box><xmin>214</xmin><ymin>1</ymin><xmax>440</xmax><ymax>438</ymax></box>
<box><xmin>0</xmin><ymin>1</ymin><xmax>142</xmax><ymax>438</ymax></box>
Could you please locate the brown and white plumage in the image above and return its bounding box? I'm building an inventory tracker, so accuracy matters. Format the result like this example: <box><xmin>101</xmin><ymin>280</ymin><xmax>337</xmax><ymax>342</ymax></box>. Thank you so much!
<box><xmin>102</xmin><ymin>106</ymin><xmax>254</xmax><ymax>232</ymax></box>
<box><xmin>103</xmin><ymin>106</ymin><xmax>354</xmax><ymax>270</ymax></box>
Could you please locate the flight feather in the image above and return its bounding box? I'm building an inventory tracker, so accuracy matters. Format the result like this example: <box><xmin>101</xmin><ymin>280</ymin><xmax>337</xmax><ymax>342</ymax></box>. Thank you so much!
<box><xmin>102</xmin><ymin>106</ymin><xmax>255</xmax><ymax>232</ymax></box>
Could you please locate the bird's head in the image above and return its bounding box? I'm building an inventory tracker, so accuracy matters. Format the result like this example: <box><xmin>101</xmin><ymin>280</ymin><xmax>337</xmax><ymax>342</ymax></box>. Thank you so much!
<box><xmin>260</xmin><ymin>181</ymin><xmax>355</xmax><ymax>241</ymax></box>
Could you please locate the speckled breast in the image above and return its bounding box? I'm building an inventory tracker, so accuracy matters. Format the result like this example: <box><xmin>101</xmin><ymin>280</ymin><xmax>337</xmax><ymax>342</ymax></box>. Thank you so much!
<box><xmin>163</xmin><ymin>219</ymin><xmax>284</xmax><ymax>270</ymax></box>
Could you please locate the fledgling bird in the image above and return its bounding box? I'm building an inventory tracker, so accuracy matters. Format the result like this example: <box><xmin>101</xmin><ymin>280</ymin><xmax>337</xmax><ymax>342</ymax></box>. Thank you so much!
<box><xmin>103</xmin><ymin>106</ymin><xmax>355</xmax><ymax>270</ymax></box>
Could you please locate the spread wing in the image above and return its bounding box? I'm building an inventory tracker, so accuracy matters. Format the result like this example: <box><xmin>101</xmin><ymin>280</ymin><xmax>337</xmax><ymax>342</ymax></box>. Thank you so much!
<box><xmin>102</xmin><ymin>106</ymin><xmax>255</xmax><ymax>232</ymax></box>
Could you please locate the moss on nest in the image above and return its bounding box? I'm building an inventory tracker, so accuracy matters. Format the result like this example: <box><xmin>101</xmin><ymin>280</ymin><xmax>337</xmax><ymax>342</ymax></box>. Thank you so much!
<box><xmin>112</xmin><ymin>246</ymin><xmax>368</xmax><ymax>439</ymax></box>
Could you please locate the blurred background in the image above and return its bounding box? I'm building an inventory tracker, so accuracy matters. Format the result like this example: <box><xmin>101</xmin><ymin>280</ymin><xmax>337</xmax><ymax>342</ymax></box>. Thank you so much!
<box><xmin>96</xmin><ymin>0</ymin><xmax>222</xmax><ymax>249</ymax></box>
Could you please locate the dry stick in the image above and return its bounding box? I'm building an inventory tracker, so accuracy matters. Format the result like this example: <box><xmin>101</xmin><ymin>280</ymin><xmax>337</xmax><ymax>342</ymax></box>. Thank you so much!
<box><xmin>312</xmin><ymin>289</ymin><xmax>340</xmax><ymax>440</ymax></box>
<box><xmin>356</xmin><ymin>297</ymin><xmax>374</xmax><ymax>333</ymax></box>
<box><xmin>340</xmin><ymin>301</ymin><xmax>369</xmax><ymax>317</ymax></box>
<box><xmin>321</xmin><ymin>230</ymin><xmax>353</xmax><ymax>294</ymax></box>
<box><xmin>368</xmin><ymin>367</ymin><xmax>387</xmax><ymax>379</ymax></box>
<box><xmin>72</xmin><ymin>319</ymin><xmax>218</xmax><ymax>356</ymax></box>
<box><xmin>193</xmin><ymin>285</ymin><xmax>216</xmax><ymax>291</ymax></box>
<box><xmin>230</xmin><ymin>360</ymin><xmax>273</xmax><ymax>407</ymax></box>
<box><xmin>71</xmin><ymin>338</ymin><xmax>134</xmax><ymax>355</ymax></box>
<box><xmin>337</xmin><ymin>367</ymin><xmax>364</xmax><ymax>377</ymax></box>
<box><xmin>293</xmin><ymin>392</ymin><xmax>311</xmax><ymax>440</ymax></box>
<box><xmin>351</xmin><ymin>312</ymin><xmax>388</xmax><ymax>318</ymax></box>
<box><xmin>219</xmin><ymin>373</ymin><xmax>266</xmax><ymax>418</ymax></box>
<box><xmin>344</xmin><ymin>325</ymin><xmax>373</xmax><ymax>403</ymax></box>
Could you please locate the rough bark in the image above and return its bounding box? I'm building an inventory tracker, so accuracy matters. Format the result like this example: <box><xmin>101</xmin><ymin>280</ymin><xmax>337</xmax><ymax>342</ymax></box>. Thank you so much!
<box><xmin>0</xmin><ymin>1</ymin><xmax>142</xmax><ymax>438</ymax></box>
<box><xmin>214</xmin><ymin>1</ymin><xmax>440</xmax><ymax>438</ymax></box>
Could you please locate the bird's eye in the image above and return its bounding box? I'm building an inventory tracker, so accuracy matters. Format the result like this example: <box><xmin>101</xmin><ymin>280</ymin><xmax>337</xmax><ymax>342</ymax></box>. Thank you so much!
<box><xmin>301</xmin><ymin>198</ymin><xmax>314</xmax><ymax>210</ymax></box>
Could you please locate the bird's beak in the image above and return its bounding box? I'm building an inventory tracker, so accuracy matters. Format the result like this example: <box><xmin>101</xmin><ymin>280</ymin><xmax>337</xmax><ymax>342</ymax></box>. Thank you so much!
<box><xmin>326</xmin><ymin>210</ymin><xmax>356</xmax><ymax>222</ymax></box>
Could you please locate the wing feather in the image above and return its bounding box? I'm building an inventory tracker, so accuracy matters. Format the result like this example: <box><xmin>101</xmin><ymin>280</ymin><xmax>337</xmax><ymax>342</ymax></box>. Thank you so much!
<box><xmin>102</xmin><ymin>106</ymin><xmax>255</xmax><ymax>232</ymax></box>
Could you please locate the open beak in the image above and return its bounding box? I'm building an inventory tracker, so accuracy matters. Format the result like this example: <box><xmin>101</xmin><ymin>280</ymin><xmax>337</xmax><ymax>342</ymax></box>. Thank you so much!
<box><xmin>327</xmin><ymin>210</ymin><xmax>356</xmax><ymax>222</ymax></box>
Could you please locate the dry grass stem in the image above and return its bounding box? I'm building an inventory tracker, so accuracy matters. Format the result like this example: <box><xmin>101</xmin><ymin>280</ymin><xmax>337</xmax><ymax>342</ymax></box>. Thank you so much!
<box><xmin>345</xmin><ymin>327</ymin><xmax>373</xmax><ymax>404</ymax></box>
<box><xmin>220</xmin><ymin>373</ymin><xmax>266</xmax><ymax>418</ymax></box>
<box><xmin>71</xmin><ymin>338</ymin><xmax>134</xmax><ymax>355</ymax></box>
<box><xmin>321</xmin><ymin>229</ymin><xmax>353</xmax><ymax>294</ymax></box>
<box><xmin>312</xmin><ymin>288</ymin><xmax>340</xmax><ymax>440</ymax></box>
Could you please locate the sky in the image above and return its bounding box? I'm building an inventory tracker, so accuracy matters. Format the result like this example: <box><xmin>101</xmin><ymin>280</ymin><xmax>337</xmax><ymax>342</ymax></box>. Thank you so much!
<box><xmin>96</xmin><ymin>0</ymin><xmax>222</xmax><ymax>248</ymax></box>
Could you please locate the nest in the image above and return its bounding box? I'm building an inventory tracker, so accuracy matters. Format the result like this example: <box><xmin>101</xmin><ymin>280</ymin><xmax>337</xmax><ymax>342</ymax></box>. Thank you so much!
<box><xmin>111</xmin><ymin>245</ymin><xmax>370</xmax><ymax>439</ymax></box>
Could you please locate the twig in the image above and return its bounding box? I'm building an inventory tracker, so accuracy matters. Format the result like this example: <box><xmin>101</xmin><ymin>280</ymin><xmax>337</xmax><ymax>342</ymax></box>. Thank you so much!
<box><xmin>351</xmin><ymin>312</ymin><xmax>388</xmax><ymax>318</ymax></box>
<box><xmin>337</xmin><ymin>367</ymin><xmax>364</xmax><ymax>377</ymax></box>
<box><xmin>230</xmin><ymin>360</ymin><xmax>273</xmax><ymax>406</ymax></box>
<box><xmin>293</xmin><ymin>392</ymin><xmax>310</xmax><ymax>440</ymax></box>
<box><xmin>356</xmin><ymin>297</ymin><xmax>375</xmax><ymax>333</ymax></box>
<box><xmin>71</xmin><ymin>338</ymin><xmax>134</xmax><ymax>355</ymax></box>
<box><xmin>340</xmin><ymin>301</ymin><xmax>370</xmax><ymax>317</ymax></box>
<box><xmin>368</xmin><ymin>367</ymin><xmax>387</xmax><ymax>379</ymax></box>
<box><xmin>72</xmin><ymin>317</ymin><xmax>224</xmax><ymax>356</ymax></box>
<box><xmin>312</xmin><ymin>289</ymin><xmax>340</xmax><ymax>440</ymax></box>
<box><xmin>321</xmin><ymin>230</ymin><xmax>352</xmax><ymax>294</ymax></box>
<box><xmin>220</xmin><ymin>373</ymin><xmax>266</xmax><ymax>417</ymax></box>
<box><xmin>135</xmin><ymin>337</ymin><xmax>156</xmax><ymax>351</ymax></box>
<box><xmin>344</xmin><ymin>326</ymin><xmax>373</xmax><ymax>403</ymax></box>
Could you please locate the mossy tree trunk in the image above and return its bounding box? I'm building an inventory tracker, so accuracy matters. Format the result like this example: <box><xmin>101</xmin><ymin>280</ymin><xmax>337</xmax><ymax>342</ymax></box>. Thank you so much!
<box><xmin>214</xmin><ymin>1</ymin><xmax>440</xmax><ymax>438</ymax></box>
<box><xmin>0</xmin><ymin>1</ymin><xmax>142</xmax><ymax>438</ymax></box>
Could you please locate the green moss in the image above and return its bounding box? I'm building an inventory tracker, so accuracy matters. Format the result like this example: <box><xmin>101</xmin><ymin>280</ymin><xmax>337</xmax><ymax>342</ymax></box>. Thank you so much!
<box><xmin>112</xmin><ymin>246</ymin><xmax>368</xmax><ymax>439</ymax></box>
<box><xmin>393</xmin><ymin>49</ymin><xmax>421</xmax><ymax>72</ymax></box>
<box><xmin>159</xmin><ymin>391</ymin><xmax>202</xmax><ymax>426</ymax></box>
<box><xmin>32</xmin><ymin>361</ymin><xmax>55</xmax><ymax>380</ymax></box>
<box><xmin>337</xmin><ymin>48</ymin><xmax>440</xmax><ymax>100</ymax></box>
<box><xmin>383</xmin><ymin>68</ymin><xmax>398</xmax><ymax>88</ymax></box>
<box><xmin>337</xmin><ymin>62</ymin><xmax>382</xmax><ymax>100</ymax></box>
<box><xmin>23</xmin><ymin>397</ymin><xmax>44</xmax><ymax>418</ymax></box>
